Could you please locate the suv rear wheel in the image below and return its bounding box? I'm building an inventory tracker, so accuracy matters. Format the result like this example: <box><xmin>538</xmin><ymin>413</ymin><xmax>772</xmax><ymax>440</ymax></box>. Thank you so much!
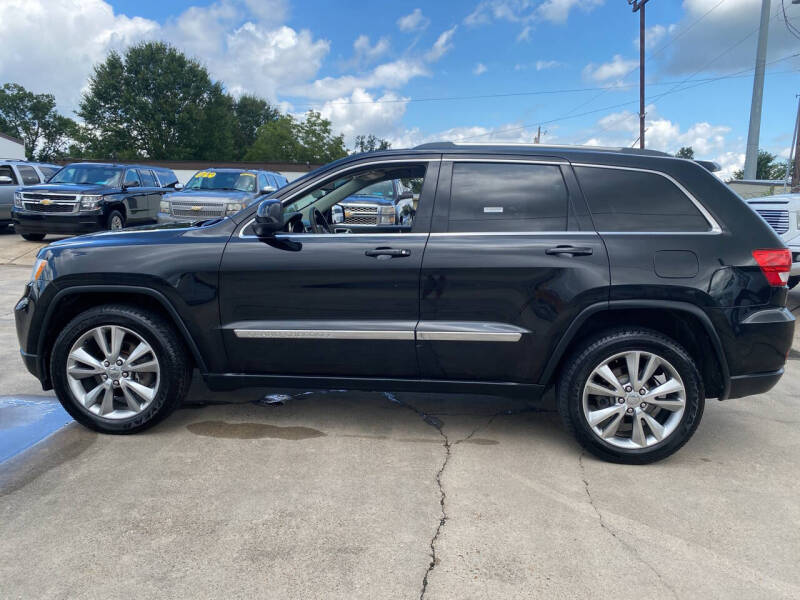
<box><xmin>50</xmin><ymin>305</ymin><xmax>192</xmax><ymax>433</ymax></box>
<box><xmin>558</xmin><ymin>328</ymin><xmax>704</xmax><ymax>464</ymax></box>
<box><xmin>21</xmin><ymin>233</ymin><xmax>46</xmax><ymax>241</ymax></box>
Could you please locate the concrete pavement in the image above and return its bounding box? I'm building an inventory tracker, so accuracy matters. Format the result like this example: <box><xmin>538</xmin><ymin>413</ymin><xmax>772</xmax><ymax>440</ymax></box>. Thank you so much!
<box><xmin>1</xmin><ymin>231</ymin><xmax>799</xmax><ymax>599</ymax></box>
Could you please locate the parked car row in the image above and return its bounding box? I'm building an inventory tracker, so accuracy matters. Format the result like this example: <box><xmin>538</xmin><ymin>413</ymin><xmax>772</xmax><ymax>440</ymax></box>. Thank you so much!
<box><xmin>5</xmin><ymin>161</ymin><xmax>289</xmax><ymax>241</ymax></box>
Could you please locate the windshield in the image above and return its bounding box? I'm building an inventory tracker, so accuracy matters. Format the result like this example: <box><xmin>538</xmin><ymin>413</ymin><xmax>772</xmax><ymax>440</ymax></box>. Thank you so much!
<box><xmin>353</xmin><ymin>180</ymin><xmax>394</xmax><ymax>198</ymax></box>
<box><xmin>49</xmin><ymin>165</ymin><xmax>123</xmax><ymax>186</ymax></box>
<box><xmin>185</xmin><ymin>170</ymin><xmax>257</xmax><ymax>192</ymax></box>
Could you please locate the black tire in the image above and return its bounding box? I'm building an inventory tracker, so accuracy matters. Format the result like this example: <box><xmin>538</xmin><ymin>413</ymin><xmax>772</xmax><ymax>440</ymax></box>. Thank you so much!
<box><xmin>557</xmin><ymin>328</ymin><xmax>704</xmax><ymax>464</ymax></box>
<box><xmin>50</xmin><ymin>304</ymin><xmax>192</xmax><ymax>434</ymax></box>
<box><xmin>788</xmin><ymin>276</ymin><xmax>799</xmax><ymax>290</ymax></box>
<box><xmin>21</xmin><ymin>233</ymin><xmax>46</xmax><ymax>241</ymax></box>
<box><xmin>107</xmin><ymin>209</ymin><xmax>125</xmax><ymax>231</ymax></box>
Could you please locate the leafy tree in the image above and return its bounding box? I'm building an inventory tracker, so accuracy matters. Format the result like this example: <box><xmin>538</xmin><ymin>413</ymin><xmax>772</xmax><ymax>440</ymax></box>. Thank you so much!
<box><xmin>244</xmin><ymin>115</ymin><xmax>300</xmax><ymax>161</ymax></box>
<box><xmin>675</xmin><ymin>146</ymin><xmax>694</xmax><ymax>159</ymax></box>
<box><xmin>352</xmin><ymin>134</ymin><xmax>391</xmax><ymax>154</ymax></box>
<box><xmin>78</xmin><ymin>42</ymin><xmax>235</xmax><ymax>160</ymax></box>
<box><xmin>295</xmin><ymin>111</ymin><xmax>347</xmax><ymax>163</ymax></box>
<box><xmin>233</xmin><ymin>95</ymin><xmax>280</xmax><ymax>159</ymax></box>
<box><xmin>0</xmin><ymin>83</ymin><xmax>77</xmax><ymax>160</ymax></box>
<box><xmin>733</xmin><ymin>150</ymin><xmax>788</xmax><ymax>180</ymax></box>
<box><xmin>245</xmin><ymin>111</ymin><xmax>346</xmax><ymax>163</ymax></box>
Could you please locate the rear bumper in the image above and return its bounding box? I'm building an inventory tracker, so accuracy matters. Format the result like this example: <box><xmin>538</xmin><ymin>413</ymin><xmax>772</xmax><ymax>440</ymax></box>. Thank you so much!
<box><xmin>727</xmin><ymin>369</ymin><xmax>784</xmax><ymax>399</ymax></box>
<box><xmin>12</xmin><ymin>209</ymin><xmax>106</xmax><ymax>234</ymax></box>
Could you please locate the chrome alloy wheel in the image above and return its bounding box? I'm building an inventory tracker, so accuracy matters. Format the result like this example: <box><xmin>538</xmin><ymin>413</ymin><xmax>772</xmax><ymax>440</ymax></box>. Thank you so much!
<box><xmin>66</xmin><ymin>325</ymin><xmax>160</xmax><ymax>420</ymax></box>
<box><xmin>581</xmin><ymin>350</ymin><xmax>686</xmax><ymax>449</ymax></box>
<box><xmin>109</xmin><ymin>215</ymin><xmax>124</xmax><ymax>230</ymax></box>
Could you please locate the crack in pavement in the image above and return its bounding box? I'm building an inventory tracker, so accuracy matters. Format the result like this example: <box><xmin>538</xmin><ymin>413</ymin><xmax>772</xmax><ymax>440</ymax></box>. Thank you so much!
<box><xmin>383</xmin><ymin>392</ymin><xmax>553</xmax><ymax>599</ymax></box>
<box><xmin>578</xmin><ymin>453</ymin><xmax>679</xmax><ymax>599</ymax></box>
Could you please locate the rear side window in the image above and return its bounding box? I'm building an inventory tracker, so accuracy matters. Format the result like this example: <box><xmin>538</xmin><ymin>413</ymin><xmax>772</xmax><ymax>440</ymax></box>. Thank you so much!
<box><xmin>139</xmin><ymin>169</ymin><xmax>157</xmax><ymax>187</ymax></box>
<box><xmin>18</xmin><ymin>165</ymin><xmax>40</xmax><ymax>184</ymax></box>
<box><xmin>575</xmin><ymin>166</ymin><xmax>710</xmax><ymax>232</ymax></box>
<box><xmin>448</xmin><ymin>163</ymin><xmax>568</xmax><ymax>232</ymax></box>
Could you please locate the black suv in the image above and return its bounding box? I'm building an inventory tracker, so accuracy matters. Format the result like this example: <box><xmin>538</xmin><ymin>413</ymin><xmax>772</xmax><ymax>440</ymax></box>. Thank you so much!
<box><xmin>14</xmin><ymin>144</ymin><xmax>795</xmax><ymax>463</ymax></box>
<box><xmin>12</xmin><ymin>162</ymin><xmax>179</xmax><ymax>240</ymax></box>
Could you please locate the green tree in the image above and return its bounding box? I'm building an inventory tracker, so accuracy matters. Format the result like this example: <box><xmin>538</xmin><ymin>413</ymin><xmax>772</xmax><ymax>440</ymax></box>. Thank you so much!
<box><xmin>78</xmin><ymin>42</ymin><xmax>235</xmax><ymax>160</ymax></box>
<box><xmin>352</xmin><ymin>134</ymin><xmax>391</xmax><ymax>154</ymax></box>
<box><xmin>733</xmin><ymin>150</ymin><xmax>788</xmax><ymax>180</ymax></box>
<box><xmin>233</xmin><ymin>95</ymin><xmax>280</xmax><ymax>159</ymax></box>
<box><xmin>295</xmin><ymin>111</ymin><xmax>347</xmax><ymax>163</ymax></box>
<box><xmin>675</xmin><ymin>146</ymin><xmax>694</xmax><ymax>159</ymax></box>
<box><xmin>244</xmin><ymin>115</ymin><xmax>300</xmax><ymax>161</ymax></box>
<box><xmin>245</xmin><ymin>111</ymin><xmax>346</xmax><ymax>163</ymax></box>
<box><xmin>0</xmin><ymin>83</ymin><xmax>77</xmax><ymax>160</ymax></box>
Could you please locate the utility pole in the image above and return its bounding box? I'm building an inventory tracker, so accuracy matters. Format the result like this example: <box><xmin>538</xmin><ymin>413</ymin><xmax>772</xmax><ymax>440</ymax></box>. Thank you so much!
<box><xmin>629</xmin><ymin>0</ymin><xmax>650</xmax><ymax>149</ymax></box>
<box><xmin>791</xmin><ymin>95</ymin><xmax>800</xmax><ymax>192</ymax></box>
<box><xmin>534</xmin><ymin>125</ymin><xmax>541</xmax><ymax>144</ymax></box>
<box><xmin>744</xmin><ymin>0</ymin><xmax>771</xmax><ymax>180</ymax></box>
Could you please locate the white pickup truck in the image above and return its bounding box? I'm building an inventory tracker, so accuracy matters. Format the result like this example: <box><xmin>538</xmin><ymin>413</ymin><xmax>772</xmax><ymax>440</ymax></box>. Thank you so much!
<box><xmin>746</xmin><ymin>193</ymin><xmax>800</xmax><ymax>289</ymax></box>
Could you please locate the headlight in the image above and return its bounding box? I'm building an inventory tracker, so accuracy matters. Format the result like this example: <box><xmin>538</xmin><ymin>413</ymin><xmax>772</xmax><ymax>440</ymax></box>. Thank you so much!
<box><xmin>378</xmin><ymin>205</ymin><xmax>396</xmax><ymax>225</ymax></box>
<box><xmin>30</xmin><ymin>258</ymin><xmax>48</xmax><ymax>282</ymax></box>
<box><xmin>160</xmin><ymin>200</ymin><xmax>170</xmax><ymax>214</ymax></box>
<box><xmin>79</xmin><ymin>195</ymin><xmax>103</xmax><ymax>210</ymax></box>
<box><xmin>14</xmin><ymin>191</ymin><xmax>23</xmax><ymax>208</ymax></box>
<box><xmin>226</xmin><ymin>203</ymin><xmax>244</xmax><ymax>215</ymax></box>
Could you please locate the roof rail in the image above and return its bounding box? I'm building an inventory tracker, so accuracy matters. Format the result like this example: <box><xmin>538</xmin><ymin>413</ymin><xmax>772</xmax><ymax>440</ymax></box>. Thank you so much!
<box><xmin>413</xmin><ymin>141</ymin><xmax>670</xmax><ymax>157</ymax></box>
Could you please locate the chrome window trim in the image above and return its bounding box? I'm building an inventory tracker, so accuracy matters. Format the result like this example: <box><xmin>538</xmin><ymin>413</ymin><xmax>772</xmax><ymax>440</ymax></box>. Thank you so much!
<box><xmin>449</xmin><ymin>158</ymin><xmax>568</xmax><ymax>166</ymax></box>
<box><xmin>571</xmin><ymin>162</ymin><xmax>723</xmax><ymax>234</ymax></box>
<box><xmin>238</xmin><ymin>157</ymin><xmax>439</xmax><ymax>239</ymax></box>
<box><xmin>428</xmin><ymin>231</ymin><xmax>597</xmax><ymax>237</ymax></box>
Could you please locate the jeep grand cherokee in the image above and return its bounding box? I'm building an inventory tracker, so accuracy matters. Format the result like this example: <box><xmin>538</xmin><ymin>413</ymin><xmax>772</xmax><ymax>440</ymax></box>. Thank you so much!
<box><xmin>14</xmin><ymin>143</ymin><xmax>795</xmax><ymax>463</ymax></box>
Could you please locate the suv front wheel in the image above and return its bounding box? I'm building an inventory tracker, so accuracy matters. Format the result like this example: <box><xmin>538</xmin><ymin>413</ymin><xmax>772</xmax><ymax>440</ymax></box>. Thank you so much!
<box><xmin>50</xmin><ymin>305</ymin><xmax>192</xmax><ymax>433</ymax></box>
<box><xmin>558</xmin><ymin>328</ymin><xmax>704</xmax><ymax>464</ymax></box>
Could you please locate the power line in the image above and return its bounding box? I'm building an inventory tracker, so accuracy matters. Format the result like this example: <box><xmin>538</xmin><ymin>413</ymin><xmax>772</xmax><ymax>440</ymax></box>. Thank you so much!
<box><xmin>781</xmin><ymin>0</ymin><xmax>800</xmax><ymax>40</ymax></box>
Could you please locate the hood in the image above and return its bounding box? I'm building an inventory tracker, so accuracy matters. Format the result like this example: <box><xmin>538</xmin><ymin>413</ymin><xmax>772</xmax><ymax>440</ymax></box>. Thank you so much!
<box><xmin>165</xmin><ymin>189</ymin><xmax>254</xmax><ymax>203</ymax></box>
<box><xmin>19</xmin><ymin>183</ymin><xmax>116</xmax><ymax>195</ymax></box>
<box><xmin>339</xmin><ymin>194</ymin><xmax>394</xmax><ymax>207</ymax></box>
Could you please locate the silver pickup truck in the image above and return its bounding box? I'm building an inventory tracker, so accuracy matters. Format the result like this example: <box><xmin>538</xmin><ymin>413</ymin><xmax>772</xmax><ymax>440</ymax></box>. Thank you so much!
<box><xmin>747</xmin><ymin>193</ymin><xmax>800</xmax><ymax>289</ymax></box>
<box><xmin>0</xmin><ymin>159</ymin><xmax>60</xmax><ymax>228</ymax></box>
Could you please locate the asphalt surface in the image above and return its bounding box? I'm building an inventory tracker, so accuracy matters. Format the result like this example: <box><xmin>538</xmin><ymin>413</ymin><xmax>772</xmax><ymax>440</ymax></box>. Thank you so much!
<box><xmin>1</xmin><ymin>227</ymin><xmax>799</xmax><ymax>599</ymax></box>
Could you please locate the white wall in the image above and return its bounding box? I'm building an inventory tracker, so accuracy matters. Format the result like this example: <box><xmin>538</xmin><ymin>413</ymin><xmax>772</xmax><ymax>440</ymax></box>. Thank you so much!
<box><xmin>0</xmin><ymin>136</ymin><xmax>25</xmax><ymax>159</ymax></box>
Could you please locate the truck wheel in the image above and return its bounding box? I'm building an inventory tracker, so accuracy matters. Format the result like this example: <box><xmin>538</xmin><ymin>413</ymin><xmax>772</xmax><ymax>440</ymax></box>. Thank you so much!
<box><xmin>21</xmin><ymin>233</ymin><xmax>46</xmax><ymax>241</ymax></box>
<box><xmin>788</xmin><ymin>276</ymin><xmax>799</xmax><ymax>290</ymax></box>
<box><xmin>50</xmin><ymin>304</ymin><xmax>192</xmax><ymax>434</ymax></box>
<box><xmin>557</xmin><ymin>328</ymin><xmax>704</xmax><ymax>464</ymax></box>
<box><xmin>107</xmin><ymin>210</ymin><xmax>125</xmax><ymax>231</ymax></box>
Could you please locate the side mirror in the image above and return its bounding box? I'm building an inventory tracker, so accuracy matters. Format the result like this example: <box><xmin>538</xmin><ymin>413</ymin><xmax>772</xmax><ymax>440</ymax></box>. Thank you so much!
<box><xmin>253</xmin><ymin>198</ymin><xmax>284</xmax><ymax>237</ymax></box>
<box><xmin>260</xmin><ymin>185</ymin><xmax>277</xmax><ymax>195</ymax></box>
<box><xmin>0</xmin><ymin>175</ymin><xmax>14</xmax><ymax>184</ymax></box>
<box><xmin>398</xmin><ymin>191</ymin><xmax>413</xmax><ymax>200</ymax></box>
<box><xmin>174</xmin><ymin>182</ymin><xmax>184</xmax><ymax>190</ymax></box>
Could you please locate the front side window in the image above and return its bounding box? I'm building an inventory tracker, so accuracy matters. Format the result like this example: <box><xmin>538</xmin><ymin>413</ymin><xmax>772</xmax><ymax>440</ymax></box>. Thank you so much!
<box><xmin>185</xmin><ymin>170</ymin><xmax>257</xmax><ymax>193</ymax></box>
<box><xmin>448</xmin><ymin>162</ymin><xmax>568</xmax><ymax>232</ymax></box>
<box><xmin>49</xmin><ymin>165</ymin><xmax>122</xmax><ymax>186</ymax></box>
<box><xmin>38</xmin><ymin>166</ymin><xmax>60</xmax><ymax>180</ymax></box>
<box><xmin>282</xmin><ymin>164</ymin><xmax>427</xmax><ymax>233</ymax></box>
<box><xmin>18</xmin><ymin>165</ymin><xmax>40</xmax><ymax>184</ymax></box>
<box><xmin>575</xmin><ymin>166</ymin><xmax>710</xmax><ymax>232</ymax></box>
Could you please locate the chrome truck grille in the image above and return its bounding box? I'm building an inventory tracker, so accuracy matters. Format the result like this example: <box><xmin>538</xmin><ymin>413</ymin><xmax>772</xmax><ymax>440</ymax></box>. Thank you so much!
<box><xmin>342</xmin><ymin>204</ymin><xmax>379</xmax><ymax>225</ymax></box>
<box><xmin>171</xmin><ymin>202</ymin><xmax>226</xmax><ymax>218</ymax></box>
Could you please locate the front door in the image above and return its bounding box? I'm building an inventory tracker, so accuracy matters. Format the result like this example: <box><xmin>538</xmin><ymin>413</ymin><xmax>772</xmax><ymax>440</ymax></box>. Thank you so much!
<box><xmin>219</xmin><ymin>158</ymin><xmax>440</xmax><ymax>378</ymax></box>
<box><xmin>417</xmin><ymin>158</ymin><xmax>610</xmax><ymax>383</ymax></box>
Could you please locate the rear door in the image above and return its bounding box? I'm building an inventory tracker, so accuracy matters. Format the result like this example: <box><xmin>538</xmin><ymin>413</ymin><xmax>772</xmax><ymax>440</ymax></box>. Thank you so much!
<box><xmin>122</xmin><ymin>168</ymin><xmax>148</xmax><ymax>222</ymax></box>
<box><xmin>138</xmin><ymin>168</ymin><xmax>161</xmax><ymax>220</ymax></box>
<box><xmin>417</xmin><ymin>156</ymin><xmax>610</xmax><ymax>383</ymax></box>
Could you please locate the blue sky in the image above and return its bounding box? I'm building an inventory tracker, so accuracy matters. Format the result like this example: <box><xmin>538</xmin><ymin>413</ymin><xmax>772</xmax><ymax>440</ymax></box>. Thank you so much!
<box><xmin>2</xmin><ymin>0</ymin><xmax>798</xmax><ymax>177</ymax></box>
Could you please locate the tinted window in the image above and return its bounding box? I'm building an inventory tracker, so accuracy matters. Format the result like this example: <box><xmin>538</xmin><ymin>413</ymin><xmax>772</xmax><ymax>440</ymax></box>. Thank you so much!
<box><xmin>139</xmin><ymin>169</ymin><xmax>157</xmax><ymax>187</ymax></box>
<box><xmin>575</xmin><ymin>166</ymin><xmax>710</xmax><ymax>232</ymax></box>
<box><xmin>258</xmin><ymin>174</ymin><xmax>269</xmax><ymax>191</ymax></box>
<box><xmin>448</xmin><ymin>163</ymin><xmax>567</xmax><ymax>232</ymax></box>
<box><xmin>0</xmin><ymin>165</ymin><xmax>17</xmax><ymax>185</ymax></box>
<box><xmin>38</xmin><ymin>166</ymin><xmax>59</xmax><ymax>180</ymax></box>
<box><xmin>18</xmin><ymin>165</ymin><xmax>40</xmax><ymax>184</ymax></box>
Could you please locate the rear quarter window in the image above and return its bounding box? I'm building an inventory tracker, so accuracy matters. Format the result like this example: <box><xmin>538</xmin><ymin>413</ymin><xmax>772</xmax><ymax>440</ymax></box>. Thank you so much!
<box><xmin>139</xmin><ymin>169</ymin><xmax>157</xmax><ymax>187</ymax></box>
<box><xmin>575</xmin><ymin>166</ymin><xmax>710</xmax><ymax>232</ymax></box>
<box><xmin>448</xmin><ymin>162</ymin><xmax>568</xmax><ymax>232</ymax></box>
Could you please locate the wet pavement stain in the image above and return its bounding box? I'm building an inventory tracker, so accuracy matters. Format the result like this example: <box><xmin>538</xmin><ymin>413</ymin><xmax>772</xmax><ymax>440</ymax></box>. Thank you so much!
<box><xmin>461</xmin><ymin>438</ymin><xmax>500</xmax><ymax>445</ymax></box>
<box><xmin>186</xmin><ymin>420</ymin><xmax>326</xmax><ymax>440</ymax></box>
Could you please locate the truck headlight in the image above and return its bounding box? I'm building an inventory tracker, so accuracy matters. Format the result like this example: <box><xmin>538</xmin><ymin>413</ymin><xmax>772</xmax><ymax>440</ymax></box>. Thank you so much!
<box><xmin>160</xmin><ymin>200</ymin><xmax>170</xmax><ymax>214</ymax></box>
<box><xmin>378</xmin><ymin>205</ymin><xmax>396</xmax><ymax>225</ymax></box>
<box><xmin>226</xmin><ymin>203</ymin><xmax>244</xmax><ymax>215</ymax></box>
<box><xmin>79</xmin><ymin>195</ymin><xmax>103</xmax><ymax>210</ymax></box>
<box><xmin>13</xmin><ymin>191</ymin><xmax>23</xmax><ymax>208</ymax></box>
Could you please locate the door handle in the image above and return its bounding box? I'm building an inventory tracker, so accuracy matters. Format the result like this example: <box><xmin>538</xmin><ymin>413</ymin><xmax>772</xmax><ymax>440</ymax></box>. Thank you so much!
<box><xmin>545</xmin><ymin>245</ymin><xmax>594</xmax><ymax>257</ymax></box>
<box><xmin>365</xmin><ymin>247</ymin><xmax>411</xmax><ymax>258</ymax></box>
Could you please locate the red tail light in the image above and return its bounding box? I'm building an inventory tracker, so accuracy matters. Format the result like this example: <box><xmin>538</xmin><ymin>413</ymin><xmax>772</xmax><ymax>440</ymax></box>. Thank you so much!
<box><xmin>752</xmin><ymin>249</ymin><xmax>791</xmax><ymax>286</ymax></box>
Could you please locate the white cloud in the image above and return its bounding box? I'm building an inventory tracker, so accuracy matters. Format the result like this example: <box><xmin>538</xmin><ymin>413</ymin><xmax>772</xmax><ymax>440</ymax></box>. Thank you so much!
<box><xmin>516</xmin><ymin>25</ymin><xmax>532</xmax><ymax>42</ymax></box>
<box><xmin>397</xmin><ymin>8</ymin><xmax>430</xmax><ymax>32</ymax></box>
<box><xmin>318</xmin><ymin>88</ymin><xmax>409</xmax><ymax>145</ymax></box>
<box><xmin>473</xmin><ymin>62</ymin><xmax>488</xmax><ymax>75</ymax></box>
<box><xmin>291</xmin><ymin>59</ymin><xmax>429</xmax><ymax>100</ymax></box>
<box><xmin>465</xmin><ymin>0</ymin><xmax>604</xmax><ymax>27</ymax></box>
<box><xmin>241</xmin><ymin>0</ymin><xmax>287</xmax><ymax>24</ymax></box>
<box><xmin>637</xmin><ymin>24</ymin><xmax>672</xmax><ymax>51</ymax></box>
<box><xmin>582</xmin><ymin>54</ymin><xmax>638</xmax><ymax>83</ymax></box>
<box><xmin>536</xmin><ymin>0</ymin><xmax>604</xmax><ymax>24</ymax></box>
<box><xmin>352</xmin><ymin>35</ymin><xmax>390</xmax><ymax>64</ymax></box>
<box><xmin>536</xmin><ymin>59</ymin><xmax>561</xmax><ymax>71</ymax></box>
<box><xmin>425</xmin><ymin>26</ymin><xmax>457</xmax><ymax>62</ymax></box>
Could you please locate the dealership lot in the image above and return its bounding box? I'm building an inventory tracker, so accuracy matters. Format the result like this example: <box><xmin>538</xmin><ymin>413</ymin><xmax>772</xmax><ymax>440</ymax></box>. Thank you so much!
<box><xmin>1</xmin><ymin>230</ymin><xmax>799</xmax><ymax>599</ymax></box>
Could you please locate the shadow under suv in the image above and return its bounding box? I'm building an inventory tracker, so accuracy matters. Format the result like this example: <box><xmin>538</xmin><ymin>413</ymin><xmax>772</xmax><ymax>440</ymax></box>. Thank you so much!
<box><xmin>14</xmin><ymin>143</ymin><xmax>795</xmax><ymax>463</ymax></box>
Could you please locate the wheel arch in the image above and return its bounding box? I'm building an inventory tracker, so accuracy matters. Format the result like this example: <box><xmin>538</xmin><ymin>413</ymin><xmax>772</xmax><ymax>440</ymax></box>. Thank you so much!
<box><xmin>541</xmin><ymin>300</ymin><xmax>730</xmax><ymax>400</ymax></box>
<box><xmin>37</xmin><ymin>285</ymin><xmax>208</xmax><ymax>389</ymax></box>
